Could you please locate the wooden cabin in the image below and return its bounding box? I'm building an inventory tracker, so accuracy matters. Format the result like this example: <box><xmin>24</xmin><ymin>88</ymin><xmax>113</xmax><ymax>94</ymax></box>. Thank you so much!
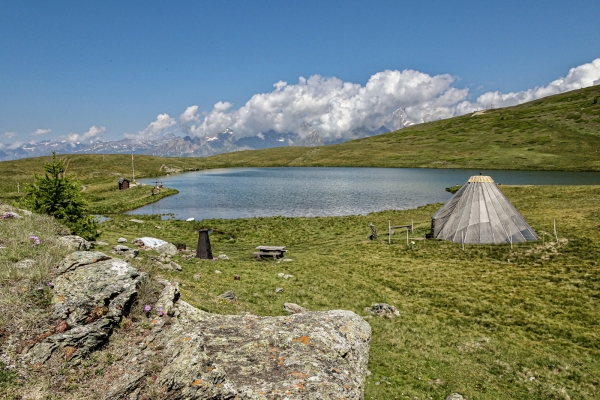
<box><xmin>118</xmin><ymin>177</ymin><xmax>130</xmax><ymax>190</ymax></box>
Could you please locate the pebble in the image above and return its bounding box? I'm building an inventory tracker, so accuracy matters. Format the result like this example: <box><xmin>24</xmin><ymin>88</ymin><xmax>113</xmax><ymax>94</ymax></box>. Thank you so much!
<box><xmin>193</xmin><ymin>274</ymin><xmax>202</xmax><ymax>280</ymax></box>
<box><xmin>215</xmin><ymin>270</ymin><xmax>222</xmax><ymax>274</ymax></box>
<box><xmin>117</xmin><ymin>238</ymin><xmax>127</xmax><ymax>243</ymax></box>
<box><xmin>275</xmin><ymin>287</ymin><xmax>283</xmax><ymax>293</ymax></box>
<box><xmin>218</xmin><ymin>254</ymin><xmax>229</xmax><ymax>260</ymax></box>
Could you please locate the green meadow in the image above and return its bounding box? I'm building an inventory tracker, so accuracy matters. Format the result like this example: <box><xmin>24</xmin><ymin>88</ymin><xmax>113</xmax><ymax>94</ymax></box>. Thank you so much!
<box><xmin>1</xmin><ymin>85</ymin><xmax>599</xmax><ymax>398</ymax></box>
<box><xmin>88</xmin><ymin>184</ymin><xmax>599</xmax><ymax>399</ymax></box>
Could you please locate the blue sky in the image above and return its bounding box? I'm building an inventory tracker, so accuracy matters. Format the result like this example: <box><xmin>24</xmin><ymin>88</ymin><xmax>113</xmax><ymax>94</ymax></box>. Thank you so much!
<box><xmin>1</xmin><ymin>1</ymin><xmax>599</xmax><ymax>145</ymax></box>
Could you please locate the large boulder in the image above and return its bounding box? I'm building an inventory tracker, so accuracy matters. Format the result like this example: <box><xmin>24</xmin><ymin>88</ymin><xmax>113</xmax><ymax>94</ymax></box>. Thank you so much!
<box><xmin>24</xmin><ymin>252</ymin><xmax>144</xmax><ymax>364</ymax></box>
<box><xmin>102</xmin><ymin>282</ymin><xmax>371</xmax><ymax>400</ymax></box>
<box><xmin>22</xmin><ymin>251</ymin><xmax>371</xmax><ymax>399</ymax></box>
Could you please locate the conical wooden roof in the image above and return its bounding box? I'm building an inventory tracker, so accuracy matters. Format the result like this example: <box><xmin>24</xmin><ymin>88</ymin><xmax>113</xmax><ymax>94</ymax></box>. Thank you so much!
<box><xmin>431</xmin><ymin>176</ymin><xmax>538</xmax><ymax>244</ymax></box>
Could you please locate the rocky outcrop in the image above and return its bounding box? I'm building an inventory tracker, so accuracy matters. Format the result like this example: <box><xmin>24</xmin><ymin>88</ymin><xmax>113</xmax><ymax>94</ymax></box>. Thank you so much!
<box><xmin>22</xmin><ymin>251</ymin><xmax>372</xmax><ymax>399</ymax></box>
<box><xmin>24</xmin><ymin>252</ymin><xmax>144</xmax><ymax>364</ymax></box>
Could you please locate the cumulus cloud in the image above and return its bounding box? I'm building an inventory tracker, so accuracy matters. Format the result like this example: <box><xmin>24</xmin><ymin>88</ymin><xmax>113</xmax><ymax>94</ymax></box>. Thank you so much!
<box><xmin>31</xmin><ymin>128</ymin><xmax>52</xmax><ymax>136</ymax></box>
<box><xmin>63</xmin><ymin>126</ymin><xmax>106</xmax><ymax>147</ymax></box>
<box><xmin>175</xmin><ymin>58</ymin><xmax>600</xmax><ymax>141</ymax></box>
<box><xmin>125</xmin><ymin>113</ymin><xmax>176</xmax><ymax>141</ymax></box>
<box><xmin>3</xmin><ymin>132</ymin><xmax>16</xmax><ymax>139</ymax></box>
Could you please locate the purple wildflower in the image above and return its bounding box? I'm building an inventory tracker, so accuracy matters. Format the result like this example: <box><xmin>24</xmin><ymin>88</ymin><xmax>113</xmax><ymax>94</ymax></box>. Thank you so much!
<box><xmin>36</xmin><ymin>286</ymin><xmax>43</xmax><ymax>291</ymax></box>
<box><xmin>143</xmin><ymin>305</ymin><xmax>152</xmax><ymax>313</ymax></box>
<box><xmin>2</xmin><ymin>212</ymin><xmax>18</xmax><ymax>219</ymax></box>
<box><xmin>47</xmin><ymin>282</ymin><xmax>54</xmax><ymax>289</ymax></box>
<box><xmin>29</xmin><ymin>236</ymin><xmax>40</xmax><ymax>246</ymax></box>
<box><xmin>157</xmin><ymin>308</ymin><xmax>165</xmax><ymax>317</ymax></box>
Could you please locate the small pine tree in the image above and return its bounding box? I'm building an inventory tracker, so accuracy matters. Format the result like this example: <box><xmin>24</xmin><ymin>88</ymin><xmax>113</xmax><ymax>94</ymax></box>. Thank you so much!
<box><xmin>25</xmin><ymin>152</ymin><xmax>99</xmax><ymax>240</ymax></box>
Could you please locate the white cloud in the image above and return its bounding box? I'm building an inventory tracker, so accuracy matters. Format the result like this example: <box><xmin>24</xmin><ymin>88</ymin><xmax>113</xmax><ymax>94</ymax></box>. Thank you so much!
<box><xmin>125</xmin><ymin>113</ymin><xmax>176</xmax><ymax>141</ymax></box>
<box><xmin>31</xmin><ymin>128</ymin><xmax>52</xmax><ymax>136</ymax></box>
<box><xmin>177</xmin><ymin>58</ymin><xmax>600</xmax><ymax>141</ymax></box>
<box><xmin>7</xmin><ymin>141</ymin><xmax>24</xmax><ymax>150</ymax></box>
<box><xmin>63</xmin><ymin>126</ymin><xmax>106</xmax><ymax>147</ymax></box>
<box><xmin>3</xmin><ymin>132</ymin><xmax>16</xmax><ymax>139</ymax></box>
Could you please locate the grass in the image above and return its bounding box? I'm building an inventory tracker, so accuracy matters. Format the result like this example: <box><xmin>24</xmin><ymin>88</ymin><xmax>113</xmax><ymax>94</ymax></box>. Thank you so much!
<box><xmin>1</xmin><ymin>185</ymin><xmax>598</xmax><ymax>398</ymax></box>
<box><xmin>85</xmin><ymin>184</ymin><xmax>599</xmax><ymax>399</ymax></box>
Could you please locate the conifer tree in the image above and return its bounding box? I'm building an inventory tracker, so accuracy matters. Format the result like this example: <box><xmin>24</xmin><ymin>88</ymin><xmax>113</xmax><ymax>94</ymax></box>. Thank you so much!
<box><xmin>25</xmin><ymin>152</ymin><xmax>99</xmax><ymax>240</ymax></box>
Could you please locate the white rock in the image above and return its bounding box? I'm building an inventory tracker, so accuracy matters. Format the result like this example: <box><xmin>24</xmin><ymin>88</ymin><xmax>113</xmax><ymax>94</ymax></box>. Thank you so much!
<box><xmin>186</xmin><ymin>218</ymin><xmax>195</xmax><ymax>222</ymax></box>
<box><xmin>117</xmin><ymin>238</ymin><xmax>127</xmax><ymax>243</ymax></box>
<box><xmin>155</xmin><ymin>242</ymin><xmax>178</xmax><ymax>256</ymax></box>
<box><xmin>215</xmin><ymin>270</ymin><xmax>222</xmax><ymax>274</ymax></box>
<box><xmin>14</xmin><ymin>259</ymin><xmax>36</xmax><ymax>269</ymax></box>
<box><xmin>217</xmin><ymin>254</ymin><xmax>229</xmax><ymax>260</ymax></box>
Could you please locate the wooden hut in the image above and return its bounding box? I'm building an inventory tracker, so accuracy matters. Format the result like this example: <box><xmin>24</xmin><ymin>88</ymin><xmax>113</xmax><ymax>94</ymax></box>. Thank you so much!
<box><xmin>118</xmin><ymin>177</ymin><xmax>130</xmax><ymax>190</ymax></box>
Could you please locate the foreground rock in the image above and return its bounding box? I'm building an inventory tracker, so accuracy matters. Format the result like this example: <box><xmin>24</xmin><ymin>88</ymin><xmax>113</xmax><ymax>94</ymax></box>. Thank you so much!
<box><xmin>24</xmin><ymin>252</ymin><xmax>144</xmax><ymax>364</ymax></box>
<box><xmin>104</xmin><ymin>283</ymin><xmax>371</xmax><ymax>399</ymax></box>
<box><xmin>21</xmin><ymin>251</ymin><xmax>372</xmax><ymax>399</ymax></box>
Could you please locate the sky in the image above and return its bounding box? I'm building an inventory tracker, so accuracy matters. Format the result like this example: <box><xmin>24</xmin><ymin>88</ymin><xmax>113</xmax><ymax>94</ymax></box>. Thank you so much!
<box><xmin>1</xmin><ymin>1</ymin><xmax>600</xmax><ymax>146</ymax></box>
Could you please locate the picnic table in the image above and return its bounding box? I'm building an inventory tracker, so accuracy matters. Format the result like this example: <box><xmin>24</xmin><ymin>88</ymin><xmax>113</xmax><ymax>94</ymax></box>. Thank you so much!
<box><xmin>253</xmin><ymin>246</ymin><xmax>288</xmax><ymax>260</ymax></box>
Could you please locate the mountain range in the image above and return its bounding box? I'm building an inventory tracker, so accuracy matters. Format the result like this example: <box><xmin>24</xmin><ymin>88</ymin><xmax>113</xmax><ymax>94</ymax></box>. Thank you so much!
<box><xmin>0</xmin><ymin>125</ymin><xmax>392</xmax><ymax>161</ymax></box>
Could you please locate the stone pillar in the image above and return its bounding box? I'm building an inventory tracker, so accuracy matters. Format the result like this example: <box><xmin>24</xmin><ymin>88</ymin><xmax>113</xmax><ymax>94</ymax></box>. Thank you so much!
<box><xmin>195</xmin><ymin>229</ymin><xmax>212</xmax><ymax>259</ymax></box>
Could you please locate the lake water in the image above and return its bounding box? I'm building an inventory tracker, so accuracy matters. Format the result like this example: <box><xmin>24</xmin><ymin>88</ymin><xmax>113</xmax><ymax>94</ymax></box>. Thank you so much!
<box><xmin>127</xmin><ymin>167</ymin><xmax>600</xmax><ymax>221</ymax></box>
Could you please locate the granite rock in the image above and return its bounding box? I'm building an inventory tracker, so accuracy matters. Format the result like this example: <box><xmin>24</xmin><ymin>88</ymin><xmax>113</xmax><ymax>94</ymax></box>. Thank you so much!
<box><xmin>25</xmin><ymin>252</ymin><xmax>144</xmax><ymax>364</ymax></box>
<box><xmin>155</xmin><ymin>242</ymin><xmax>178</xmax><ymax>256</ymax></box>
<box><xmin>57</xmin><ymin>235</ymin><xmax>91</xmax><ymax>251</ymax></box>
<box><xmin>103</xmin><ymin>281</ymin><xmax>371</xmax><ymax>399</ymax></box>
<box><xmin>21</xmin><ymin>252</ymin><xmax>371</xmax><ymax>400</ymax></box>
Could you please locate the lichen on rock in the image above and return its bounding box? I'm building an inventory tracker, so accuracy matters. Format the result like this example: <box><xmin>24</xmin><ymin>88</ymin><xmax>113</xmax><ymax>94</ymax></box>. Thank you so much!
<box><xmin>24</xmin><ymin>251</ymin><xmax>144</xmax><ymax>364</ymax></box>
<box><xmin>21</xmin><ymin>251</ymin><xmax>371</xmax><ymax>399</ymax></box>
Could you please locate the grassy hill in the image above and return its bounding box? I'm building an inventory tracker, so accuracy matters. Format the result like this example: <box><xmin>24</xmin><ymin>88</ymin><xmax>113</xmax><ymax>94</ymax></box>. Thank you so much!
<box><xmin>200</xmin><ymin>84</ymin><xmax>600</xmax><ymax>171</ymax></box>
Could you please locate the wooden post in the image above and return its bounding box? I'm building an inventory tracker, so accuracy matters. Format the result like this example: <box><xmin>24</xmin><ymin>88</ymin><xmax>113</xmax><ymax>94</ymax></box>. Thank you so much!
<box><xmin>509</xmin><ymin>228</ymin><xmax>513</xmax><ymax>250</ymax></box>
<box><xmin>462</xmin><ymin>232</ymin><xmax>465</xmax><ymax>251</ymax></box>
<box><xmin>388</xmin><ymin>220</ymin><xmax>391</xmax><ymax>245</ymax></box>
<box><xmin>17</xmin><ymin>183</ymin><xmax>19</xmax><ymax>194</ymax></box>
<box><xmin>406</xmin><ymin>228</ymin><xmax>409</xmax><ymax>247</ymax></box>
<box><xmin>554</xmin><ymin>220</ymin><xmax>558</xmax><ymax>243</ymax></box>
<box><xmin>131</xmin><ymin>154</ymin><xmax>135</xmax><ymax>182</ymax></box>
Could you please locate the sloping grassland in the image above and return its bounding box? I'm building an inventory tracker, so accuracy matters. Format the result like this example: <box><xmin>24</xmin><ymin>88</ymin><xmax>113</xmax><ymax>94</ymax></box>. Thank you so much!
<box><xmin>202</xmin><ymin>85</ymin><xmax>600</xmax><ymax>170</ymax></box>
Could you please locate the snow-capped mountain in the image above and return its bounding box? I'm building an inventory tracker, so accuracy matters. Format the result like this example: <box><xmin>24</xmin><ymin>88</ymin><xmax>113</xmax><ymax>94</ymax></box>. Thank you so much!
<box><xmin>0</xmin><ymin>126</ymin><xmax>390</xmax><ymax>161</ymax></box>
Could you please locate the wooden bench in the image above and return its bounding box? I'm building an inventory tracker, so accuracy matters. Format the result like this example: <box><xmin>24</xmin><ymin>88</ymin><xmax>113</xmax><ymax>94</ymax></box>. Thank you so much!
<box><xmin>253</xmin><ymin>246</ymin><xmax>288</xmax><ymax>260</ymax></box>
